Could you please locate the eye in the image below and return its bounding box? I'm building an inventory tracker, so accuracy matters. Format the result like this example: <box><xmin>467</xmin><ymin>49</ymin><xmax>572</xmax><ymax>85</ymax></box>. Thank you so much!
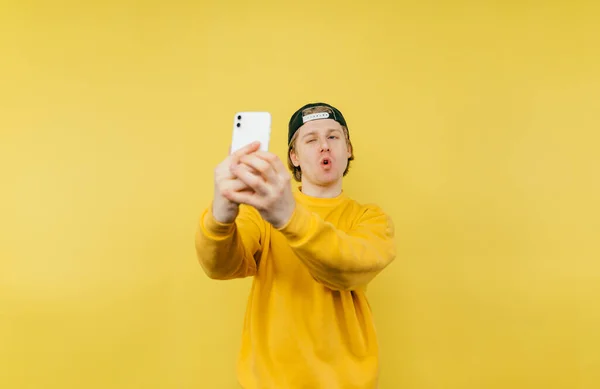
<box><xmin>328</xmin><ymin>135</ymin><xmax>339</xmax><ymax>139</ymax></box>
<box><xmin>306</xmin><ymin>139</ymin><xmax>316</xmax><ymax>143</ymax></box>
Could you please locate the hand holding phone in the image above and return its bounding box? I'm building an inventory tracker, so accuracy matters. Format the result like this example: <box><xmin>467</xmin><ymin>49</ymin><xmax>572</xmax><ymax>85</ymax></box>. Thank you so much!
<box><xmin>212</xmin><ymin>111</ymin><xmax>272</xmax><ymax>223</ymax></box>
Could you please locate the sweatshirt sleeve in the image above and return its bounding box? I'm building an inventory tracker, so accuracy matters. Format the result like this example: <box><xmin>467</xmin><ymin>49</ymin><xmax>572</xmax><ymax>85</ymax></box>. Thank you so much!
<box><xmin>276</xmin><ymin>203</ymin><xmax>396</xmax><ymax>291</ymax></box>
<box><xmin>195</xmin><ymin>204</ymin><xmax>263</xmax><ymax>280</ymax></box>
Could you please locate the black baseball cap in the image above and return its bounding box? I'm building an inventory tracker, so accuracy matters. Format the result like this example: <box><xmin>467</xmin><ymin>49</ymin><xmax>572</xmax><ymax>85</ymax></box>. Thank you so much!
<box><xmin>288</xmin><ymin>102</ymin><xmax>348</xmax><ymax>145</ymax></box>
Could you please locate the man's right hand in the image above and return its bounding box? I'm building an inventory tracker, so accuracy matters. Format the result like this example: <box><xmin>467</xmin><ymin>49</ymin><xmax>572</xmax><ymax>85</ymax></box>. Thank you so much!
<box><xmin>212</xmin><ymin>141</ymin><xmax>261</xmax><ymax>224</ymax></box>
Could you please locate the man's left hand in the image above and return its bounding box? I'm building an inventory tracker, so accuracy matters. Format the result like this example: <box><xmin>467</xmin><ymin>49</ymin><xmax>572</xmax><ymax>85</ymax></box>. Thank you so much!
<box><xmin>224</xmin><ymin>151</ymin><xmax>296</xmax><ymax>228</ymax></box>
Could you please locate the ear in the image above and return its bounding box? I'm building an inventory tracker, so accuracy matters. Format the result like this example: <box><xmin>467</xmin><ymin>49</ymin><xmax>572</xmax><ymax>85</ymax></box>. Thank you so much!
<box><xmin>290</xmin><ymin>148</ymin><xmax>300</xmax><ymax>167</ymax></box>
<box><xmin>346</xmin><ymin>143</ymin><xmax>353</xmax><ymax>159</ymax></box>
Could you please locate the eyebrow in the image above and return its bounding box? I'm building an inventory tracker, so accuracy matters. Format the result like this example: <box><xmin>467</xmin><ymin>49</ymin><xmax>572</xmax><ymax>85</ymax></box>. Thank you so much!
<box><xmin>302</xmin><ymin>128</ymin><xmax>342</xmax><ymax>140</ymax></box>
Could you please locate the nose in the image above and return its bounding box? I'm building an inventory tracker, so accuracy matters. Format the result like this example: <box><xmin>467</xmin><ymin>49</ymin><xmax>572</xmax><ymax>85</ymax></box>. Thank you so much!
<box><xmin>320</xmin><ymin>138</ymin><xmax>330</xmax><ymax>152</ymax></box>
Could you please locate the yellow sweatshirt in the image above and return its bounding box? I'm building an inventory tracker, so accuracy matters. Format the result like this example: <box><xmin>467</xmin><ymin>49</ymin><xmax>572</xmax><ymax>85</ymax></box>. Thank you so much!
<box><xmin>195</xmin><ymin>190</ymin><xmax>396</xmax><ymax>389</ymax></box>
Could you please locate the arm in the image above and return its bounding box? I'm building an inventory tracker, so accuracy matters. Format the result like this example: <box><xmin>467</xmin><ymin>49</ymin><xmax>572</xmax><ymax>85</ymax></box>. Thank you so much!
<box><xmin>276</xmin><ymin>203</ymin><xmax>396</xmax><ymax>291</ymax></box>
<box><xmin>195</xmin><ymin>204</ymin><xmax>263</xmax><ymax>280</ymax></box>
<box><xmin>223</xmin><ymin>151</ymin><xmax>395</xmax><ymax>290</ymax></box>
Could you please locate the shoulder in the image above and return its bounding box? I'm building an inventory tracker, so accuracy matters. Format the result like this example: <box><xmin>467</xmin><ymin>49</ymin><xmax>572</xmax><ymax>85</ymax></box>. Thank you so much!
<box><xmin>343</xmin><ymin>197</ymin><xmax>394</xmax><ymax>231</ymax></box>
<box><xmin>344</xmin><ymin>195</ymin><xmax>391</xmax><ymax>218</ymax></box>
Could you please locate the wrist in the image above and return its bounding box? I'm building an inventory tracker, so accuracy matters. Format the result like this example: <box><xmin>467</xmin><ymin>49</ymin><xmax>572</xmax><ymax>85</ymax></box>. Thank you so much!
<box><xmin>272</xmin><ymin>202</ymin><xmax>296</xmax><ymax>229</ymax></box>
<box><xmin>212</xmin><ymin>199</ymin><xmax>238</xmax><ymax>224</ymax></box>
<box><xmin>275</xmin><ymin>203</ymin><xmax>312</xmax><ymax>245</ymax></box>
<box><xmin>202</xmin><ymin>206</ymin><xmax>236</xmax><ymax>237</ymax></box>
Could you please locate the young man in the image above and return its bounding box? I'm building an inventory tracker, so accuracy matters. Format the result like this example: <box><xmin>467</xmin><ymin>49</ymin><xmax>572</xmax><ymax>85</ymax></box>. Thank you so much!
<box><xmin>195</xmin><ymin>102</ymin><xmax>396</xmax><ymax>389</ymax></box>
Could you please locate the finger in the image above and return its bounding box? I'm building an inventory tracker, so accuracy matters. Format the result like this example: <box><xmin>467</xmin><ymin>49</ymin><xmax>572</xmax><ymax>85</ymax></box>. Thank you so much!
<box><xmin>233</xmin><ymin>163</ymin><xmax>270</xmax><ymax>195</ymax></box>
<box><xmin>223</xmin><ymin>177</ymin><xmax>251</xmax><ymax>193</ymax></box>
<box><xmin>239</xmin><ymin>154</ymin><xmax>278</xmax><ymax>183</ymax></box>
<box><xmin>225</xmin><ymin>189</ymin><xmax>260</xmax><ymax>209</ymax></box>
<box><xmin>251</xmin><ymin>151</ymin><xmax>288</xmax><ymax>174</ymax></box>
<box><xmin>229</xmin><ymin>160</ymin><xmax>260</xmax><ymax>178</ymax></box>
<box><xmin>229</xmin><ymin>142</ymin><xmax>261</xmax><ymax>174</ymax></box>
<box><xmin>230</xmin><ymin>141</ymin><xmax>261</xmax><ymax>159</ymax></box>
<box><xmin>221</xmin><ymin>175</ymin><xmax>254</xmax><ymax>192</ymax></box>
<box><xmin>223</xmin><ymin>189</ymin><xmax>253</xmax><ymax>204</ymax></box>
<box><xmin>222</xmin><ymin>184</ymin><xmax>255</xmax><ymax>203</ymax></box>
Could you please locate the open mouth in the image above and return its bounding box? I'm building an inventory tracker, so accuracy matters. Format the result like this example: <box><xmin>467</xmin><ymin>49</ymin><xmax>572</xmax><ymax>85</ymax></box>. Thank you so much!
<box><xmin>320</xmin><ymin>157</ymin><xmax>332</xmax><ymax>167</ymax></box>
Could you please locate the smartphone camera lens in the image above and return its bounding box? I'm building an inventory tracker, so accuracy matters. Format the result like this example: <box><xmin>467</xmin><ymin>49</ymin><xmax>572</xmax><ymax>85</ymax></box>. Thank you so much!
<box><xmin>236</xmin><ymin>123</ymin><xmax>241</xmax><ymax>128</ymax></box>
<box><xmin>237</xmin><ymin>115</ymin><xmax>242</xmax><ymax>120</ymax></box>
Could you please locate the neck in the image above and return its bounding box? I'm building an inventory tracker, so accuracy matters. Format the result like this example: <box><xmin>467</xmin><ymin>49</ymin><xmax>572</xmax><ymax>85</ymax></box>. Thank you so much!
<box><xmin>299</xmin><ymin>179</ymin><xmax>343</xmax><ymax>198</ymax></box>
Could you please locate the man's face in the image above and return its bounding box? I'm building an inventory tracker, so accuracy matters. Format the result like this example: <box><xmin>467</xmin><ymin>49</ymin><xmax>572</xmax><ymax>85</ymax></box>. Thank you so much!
<box><xmin>289</xmin><ymin>118</ymin><xmax>352</xmax><ymax>187</ymax></box>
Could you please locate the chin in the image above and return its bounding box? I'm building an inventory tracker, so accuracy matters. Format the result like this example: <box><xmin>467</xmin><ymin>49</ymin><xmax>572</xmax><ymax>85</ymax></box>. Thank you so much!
<box><xmin>314</xmin><ymin>173</ymin><xmax>343</xmax><ymax>186</ymax></box>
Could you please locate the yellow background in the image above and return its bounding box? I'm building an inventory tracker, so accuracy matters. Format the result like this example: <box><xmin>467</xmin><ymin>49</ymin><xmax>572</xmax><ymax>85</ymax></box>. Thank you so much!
<box><xmin>1</xmin><ymin>1</ymin><xmax>599</xmax><ymax>388</ymax></box>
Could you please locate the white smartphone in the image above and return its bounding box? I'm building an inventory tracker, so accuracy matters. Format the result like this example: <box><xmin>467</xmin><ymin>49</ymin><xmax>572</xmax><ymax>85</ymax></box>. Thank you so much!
<box><xmin>230</xmin><ymin>111</ymin><xmax>271</xmax><ymax>154</ymax></box>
